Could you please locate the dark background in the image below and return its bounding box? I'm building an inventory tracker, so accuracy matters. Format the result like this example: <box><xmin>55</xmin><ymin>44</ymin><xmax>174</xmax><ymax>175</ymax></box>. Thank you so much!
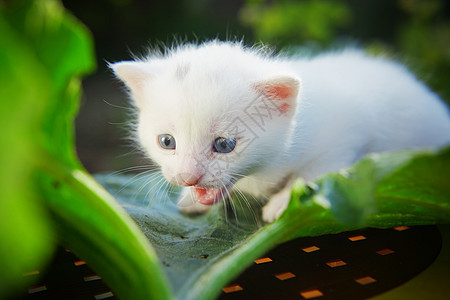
<box><xmin>62</xmin><ymin>0</ymin><xmax>450</xmax><ymax>173</ymax></box>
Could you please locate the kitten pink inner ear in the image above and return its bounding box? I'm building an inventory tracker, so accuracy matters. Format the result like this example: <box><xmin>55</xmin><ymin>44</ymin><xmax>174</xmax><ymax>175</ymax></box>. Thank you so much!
<box><xmin>110</xmin><ymin>61</ymin><xmax>152</xmax><ymax>94</ymax></box>
<box><xmin>253</xmin><ymin>76</ymin><xmax>300</xmax><ymax>115</ymax></box>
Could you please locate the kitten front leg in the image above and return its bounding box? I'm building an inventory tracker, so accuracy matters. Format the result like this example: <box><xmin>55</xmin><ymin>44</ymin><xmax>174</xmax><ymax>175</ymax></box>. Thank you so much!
<box><xmin>177</xmin><ymin>187</ymin><xmax>211</xmax><ymax>214</ymax></box>
<box><xmin>262</xmin><ymin>186</ymin><xmax>292</xmax><ymax>223</ymax></box>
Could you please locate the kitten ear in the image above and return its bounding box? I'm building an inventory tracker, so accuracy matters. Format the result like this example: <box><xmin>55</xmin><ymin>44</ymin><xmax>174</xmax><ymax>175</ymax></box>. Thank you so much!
<box><xmin>253</xmin><ymin>76</ymin><xmax>300</xmax><ymax>116</ymax></box>
<box><xmin>109</xmin><ymin>61</ymin><xmax>152</xmax><ymax>95</ymax></box>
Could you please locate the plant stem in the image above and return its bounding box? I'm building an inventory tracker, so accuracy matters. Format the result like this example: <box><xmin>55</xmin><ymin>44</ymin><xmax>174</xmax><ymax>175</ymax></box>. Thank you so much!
<box><xmin>40</xmin><ymin>160</ymin><xmax>174</xmax><ymax>300</ymax></box>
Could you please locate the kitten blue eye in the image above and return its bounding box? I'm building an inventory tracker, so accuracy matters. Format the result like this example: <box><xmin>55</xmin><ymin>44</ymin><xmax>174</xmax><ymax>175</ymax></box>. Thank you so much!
<box><xmin>213</xmin><ymin>137</ymin><xmax>236</xmax><ymax>153</ymax></box>
<box><xmin>158</xmin><ymin>134</ymin><xmax>176</xmax><ymax>149</ymax></box>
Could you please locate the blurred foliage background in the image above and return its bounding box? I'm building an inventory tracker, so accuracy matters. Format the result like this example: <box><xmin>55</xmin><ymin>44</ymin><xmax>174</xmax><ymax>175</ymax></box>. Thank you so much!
<box><xmin>62</xmin><ymin>0</ymin><xmax>450</xmax><ymax>173</ymax></box>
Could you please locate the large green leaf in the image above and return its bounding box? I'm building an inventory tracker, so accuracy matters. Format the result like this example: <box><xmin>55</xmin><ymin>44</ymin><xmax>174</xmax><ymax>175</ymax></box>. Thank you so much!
<box><xmin>0</xmin><ymin>1</ymin><xmax>172</xmax><ymax>299</ymax></box>
<box><xmin>0</xmin><ymin>9</ymin><xmax>54</xmax><ymax>299</ymax></box>
<box><xmin>3</xmin><ymin>0</ymin><xmax>94</xmax><ymax>167</ymax></box>
<box><xmin>97</xmin><ymin>147</ymin><xmax>450</xmax><ymax>300</ymax></box>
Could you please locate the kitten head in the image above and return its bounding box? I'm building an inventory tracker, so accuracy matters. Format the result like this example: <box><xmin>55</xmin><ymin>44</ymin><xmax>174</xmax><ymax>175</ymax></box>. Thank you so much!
<box><xmin>111</xmin><ymin>41</ymin><xmax>300</xmax><ymax>205</ymax></box>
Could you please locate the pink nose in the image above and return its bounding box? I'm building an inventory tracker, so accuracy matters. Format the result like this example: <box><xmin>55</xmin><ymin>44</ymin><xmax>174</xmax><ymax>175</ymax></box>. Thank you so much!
<box><xmin>177</xmin><ymin>173</ymin><xmax>202</xmax><ymax>186</ymax></box>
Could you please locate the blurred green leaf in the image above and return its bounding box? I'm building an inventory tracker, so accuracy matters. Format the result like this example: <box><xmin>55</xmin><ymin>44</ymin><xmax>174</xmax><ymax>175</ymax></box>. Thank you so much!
<box><xmin>0</xmin><ymin>9</ymin><xmax>54</xmax><ymax>299</ymax></box>
<box><xmin>4</xmin><ymin>0</ymin><xmax>95</xmax><ymax>167</ymax></box>
<box><xmin>239</xmin><ymin>0</ymin><xmax>351</xmax><ymax>47</ymax></box>
<box><xmin>397</xmin><ymin>19</ymin><xmax>450</xmax><ymax>103</ymax></box>
<box><xmin>398</xmin><ymin>0</ymin><xmax>442</xmax><ymax>21</ymax></box>
<box><xmin>0</xmin><ymin>1</ymin><xmax>172</xmax><ymax>299</ymax></box>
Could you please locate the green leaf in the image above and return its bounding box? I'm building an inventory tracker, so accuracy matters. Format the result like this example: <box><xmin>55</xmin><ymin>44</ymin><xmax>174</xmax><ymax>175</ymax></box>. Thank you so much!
<box><xmin>97</xmin><ymin>147</ymin><xmax>450</xmax><ymax>300</ymax></box>
<box><xmin>0</xmin><ymin>10</ymin><xmax>54</xmax><ymax>299</ymax></box>
<box><xmin>41</xmin><ymin>167</ymin><xmax>174</xmax><ymax>300</ymax></box>
<box><xmin>239</xmin><ymin>0</ymin><xmax>351</xmax><ymax>47</ymax></box>
<box><xmin>370</xmin><ymin>147</ymin><xmax>450</xmax><ymax>226</ymax></box>
<box><xmin>0</xmin><ymin>1</ymin><xmax>173</xmax><ymax>299</ymax></box>
<box><xmin>96</xmin><ymin>173</ymin><xmax>263</xmax><ymax>300</ymax></box>
<box><xmin>3</xmin><ymin>0</ymin><xmax>95</xmax><ymax>167</ymax></box>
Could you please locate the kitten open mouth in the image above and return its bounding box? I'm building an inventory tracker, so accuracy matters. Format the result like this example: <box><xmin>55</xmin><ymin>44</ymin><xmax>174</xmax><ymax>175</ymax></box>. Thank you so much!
<box><xmin>193</xmin><ymin>186</ymin><xmax>228</xmax><ymax>205</ymax></box>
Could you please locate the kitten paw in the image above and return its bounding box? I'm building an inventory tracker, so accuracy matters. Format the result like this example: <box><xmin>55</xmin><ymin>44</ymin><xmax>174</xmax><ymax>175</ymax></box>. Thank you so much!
<box><xmin>262</xmin><ymin>190</ymin><xmax>290</xmax><ymax>223</ymax></box>
<box><xmin>177</xmin><ymin>188</ymin><xmax>211</xmax><ymax>214</ymax></box>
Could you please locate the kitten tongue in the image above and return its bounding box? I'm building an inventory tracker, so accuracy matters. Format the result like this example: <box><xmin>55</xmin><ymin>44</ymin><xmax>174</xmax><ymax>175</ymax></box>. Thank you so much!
<box><xmin>193</xmin><ymin>187</ymin><xmax>224</xmax><ymax>205</ymax></box>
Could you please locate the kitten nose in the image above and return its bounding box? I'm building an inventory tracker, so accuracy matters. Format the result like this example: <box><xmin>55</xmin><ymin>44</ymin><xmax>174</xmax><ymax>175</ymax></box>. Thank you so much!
<box><xmin>178</xmin><ymin>173</ymin><xmax>202</xmax><ymax>186</ymax></box>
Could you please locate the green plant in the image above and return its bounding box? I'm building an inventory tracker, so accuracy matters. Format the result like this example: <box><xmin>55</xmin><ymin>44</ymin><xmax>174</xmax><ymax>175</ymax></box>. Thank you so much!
<box><xmin>239</xmin><ymin>0</ymin><xmax>351</xmax><ymax>47</ymax></box>
<box><xmin>1</xmin><ymin>1</ymin><xmax>449</xmax><ymax>300</ymax></box>
<box><xmin>396</xmin><ymin>0</ymin><xmax>450</xmax><ymax>103</ymax></box>
<box><xmin>0</xmin><ymin>0</ymin><xmax>171</xmax><ymax>299</ymax></box>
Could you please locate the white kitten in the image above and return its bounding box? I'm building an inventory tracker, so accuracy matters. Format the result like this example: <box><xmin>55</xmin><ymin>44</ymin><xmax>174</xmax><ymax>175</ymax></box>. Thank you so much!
<box><xmin>111</xmin><ymin>40</ymin><xmax>450</xmax><ymax>222</ymax></box>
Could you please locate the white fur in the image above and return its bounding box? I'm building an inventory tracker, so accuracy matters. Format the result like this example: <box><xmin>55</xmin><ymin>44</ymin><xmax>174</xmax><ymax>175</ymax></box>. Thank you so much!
<box><xmin>111</xmin><ymin>41</ymin><xmax>450</xmax><ymax>223</ymax></box>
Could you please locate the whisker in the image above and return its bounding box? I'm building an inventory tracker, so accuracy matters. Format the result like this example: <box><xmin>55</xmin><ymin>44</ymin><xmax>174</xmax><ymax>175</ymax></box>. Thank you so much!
<box><xmin>219</xmin><ymin>180</ymin><xmax>230</xmax><ymax>225</ymax></box>
<box><xmin>110</xmin><ymin>165</ymin><xmax>155</xmax><ymax>176</ymax></box>
<box><xmin>140</xmin><ymin>172</ymin><xmax>167</xmax><ymax>206</ymax></box>
<box><xmin>103</xmin><ymin>99</ymin><xmax>134</xmax><ymax>111</ymax></box>
<box><xmin>217</xmin><ymin>177</ymin><xmax>238</xmax><ymax>225</ymax></box>
<box><xmin>229</xmin><ymin>171</ymin><xmax>277</xmax><ymax>186</ymax></box>
<box><xmin>115</xmin><ymin>148</ymin><xmax>147</xmax><ymax>159</ymax></box>
<box><xmin>155</xmin><ymin>177</ymin><xmax>173</xmax><ymax>207</ymax></box>
<box><xmin>145</xmin><ymin>176</ymin><xmax>165</xmax><ymax>207</ymax></box>
<box><xmin>126</xmin><ymin>170</ymin><xmax>164</xmax><ymax>204</ymax></box>
<box><xmin>233</xmin><ymin>184</ymin><xmax>262</xmax><ymax>227</ymax></box>
<box><xmin>154</xmin><ymin>176</ymin><xmax>173</xmax><ymax>206</ymax></box>
<box><xmin>165</xmin><ymin>182</ymin><xmax>178</xmax><ymax>204</ymax></box>
<box><xmin>117</xmin><ymin>169</ymin><xmax>157</xmax><ymax>195</ymax></box>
